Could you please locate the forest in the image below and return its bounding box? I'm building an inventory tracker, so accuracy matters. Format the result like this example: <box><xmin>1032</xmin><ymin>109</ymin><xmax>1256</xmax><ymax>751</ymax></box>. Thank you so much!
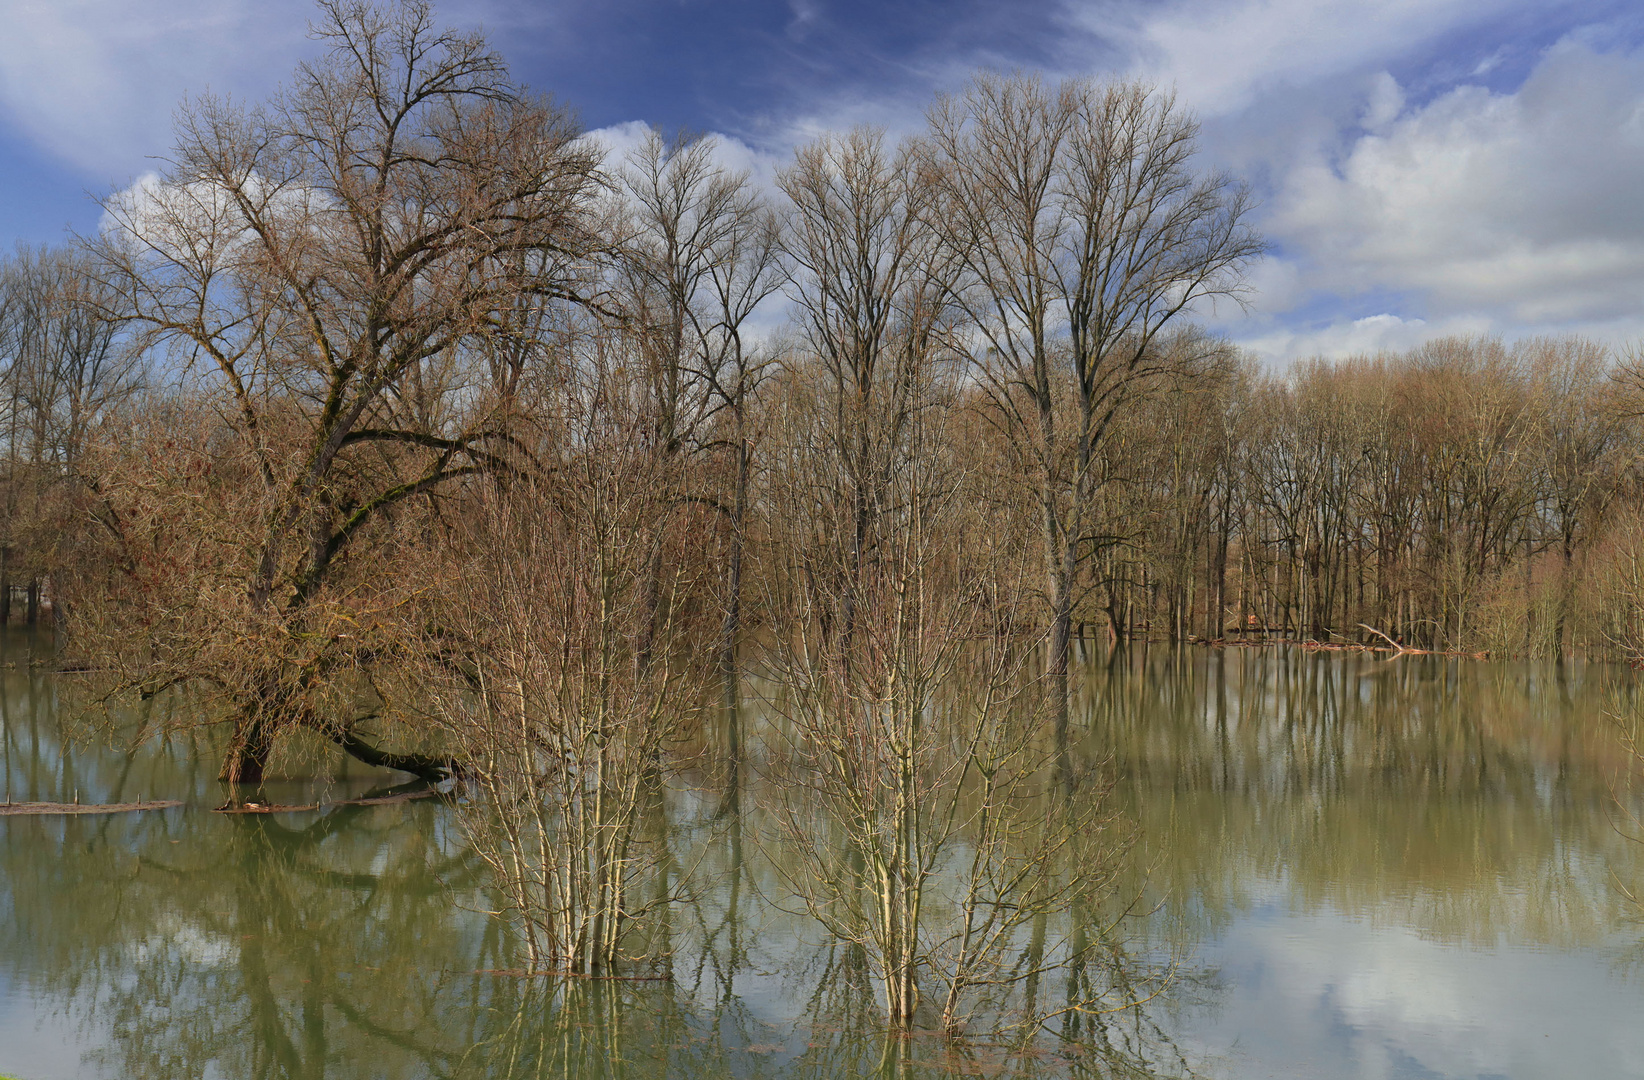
<box><xmin>0</xmin><ymin>0</ymin><xmax>1641</xmax><ymax>1034</ymax></box>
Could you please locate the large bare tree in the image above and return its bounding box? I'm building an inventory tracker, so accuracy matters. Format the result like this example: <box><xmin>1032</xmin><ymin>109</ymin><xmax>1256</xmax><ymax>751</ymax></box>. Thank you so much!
<box><xmin>921</xmin><ymin>73</ymin><xmax>1262</xmax><ymax>726</ymax></box>
<box><xmin>80</xmin><ymin>0</ymin><xmax>606</xmax><ymax>783</ymax></box>
<box><xmin>776</xmin><ymin>128</ymin><xmax>954</xmax><ymax>651</ymax></box>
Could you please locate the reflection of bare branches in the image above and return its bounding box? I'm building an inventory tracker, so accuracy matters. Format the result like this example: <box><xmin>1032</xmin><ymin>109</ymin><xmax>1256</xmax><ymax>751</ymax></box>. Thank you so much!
<box><xmin>0</xmin><ymin>745</ymin><xmax>498</xmax><ymax>1080</ymax></box>
<box><xmin>1605</xmin><ymin>684</ymin><xmax>1644</xmax><ymax>954</ymax></box>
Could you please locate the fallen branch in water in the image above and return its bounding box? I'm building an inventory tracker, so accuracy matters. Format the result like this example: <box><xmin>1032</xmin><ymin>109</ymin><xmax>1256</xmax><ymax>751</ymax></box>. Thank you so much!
<box><xmin>471</xmin><ymin>968</ymin><xmax>672</xmax><ymax>981</ymax></box>
<box><xmin>1352</xmin><ymin>624</ymin><xmax>1487</xmax><ymax>659</ymax></box>
<box><xmin>212</xmin><ymin>789</ymin><xmax>447</xmax><ymax>814</ymax></box>
<box><xmin>0</xmin><ymin>800</ymin><xmax>182</xmax><ymax>816</ymax></box>
<box><xmin>1355</xmin><ymin>623</ymin><xmax>1407</xmax><ymax>653</ymax></box>
<box><xmin>1209</xmin><ymin>628</ymin><xmax>1488</xmax><ymax>659</ymax></box>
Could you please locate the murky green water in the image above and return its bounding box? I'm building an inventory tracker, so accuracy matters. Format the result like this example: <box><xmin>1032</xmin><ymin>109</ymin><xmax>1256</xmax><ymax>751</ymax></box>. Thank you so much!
<box><xmin>3</xmin><ymin>633</ymin><xmax>1643</xmax><ymax>1079</ymax></box>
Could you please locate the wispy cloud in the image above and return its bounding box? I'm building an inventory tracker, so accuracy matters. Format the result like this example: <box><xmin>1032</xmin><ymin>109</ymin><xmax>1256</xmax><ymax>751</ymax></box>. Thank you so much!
<box><xmin>1092</xmin><ymin>0</ymin><xmax>1542</xmax><ymax>115</ymax></box>
<box><xmin>0</xmin><ymin>0</ymin><xmax>311</xmax><ymax>177</ymax></box>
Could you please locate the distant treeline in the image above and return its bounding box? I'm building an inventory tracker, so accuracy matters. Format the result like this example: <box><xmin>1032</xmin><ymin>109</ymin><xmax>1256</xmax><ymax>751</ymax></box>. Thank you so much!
<box><xmin>0</xmin><ymin>244</ymin><xmax>138</xmax><ymax>626</ymax></box>
<box><xmin>1087</xmin><ymin>335</ymin><xmax>1644</xmax><ymax>656</ymax></box>
<box><xmin>2</xmin><ymin>237</ymin><xmax>1638</xmax><ymax>658</ymax></box>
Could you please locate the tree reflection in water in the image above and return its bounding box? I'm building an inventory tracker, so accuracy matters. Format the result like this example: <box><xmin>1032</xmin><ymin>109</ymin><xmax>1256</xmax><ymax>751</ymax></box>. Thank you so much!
<box><xmin>0</xmin><ymin>670</ymin><xmax>1190</xmax><ymax>1079</ymax></box>
<box><xmin>5</xmin><ymin>642</ymin><xmax>1638</xmax><ymax>1078</ymax></box>
<box><xmin>1076</xmin><ymin>643</ymin><xmax>1643</xmax><ymax>950</ymax></box>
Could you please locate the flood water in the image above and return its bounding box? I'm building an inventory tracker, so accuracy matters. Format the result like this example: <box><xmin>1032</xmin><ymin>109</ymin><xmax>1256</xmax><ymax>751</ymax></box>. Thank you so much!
<box><xmin>3</xmin><ymin>632</ymin><xmax>1644</xmax><ymax>1079</ymax></box>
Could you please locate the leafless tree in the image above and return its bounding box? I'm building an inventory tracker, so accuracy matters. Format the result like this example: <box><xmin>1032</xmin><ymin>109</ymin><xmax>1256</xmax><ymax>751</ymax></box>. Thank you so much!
<box><xmin>777</xmin><ymin>127</ymin><xmax>956</xmax><ymax>653</ymax></box>
<box><xmin>0</xmin><ymin>245</ymin><xmax>144</xmax><ymax>624</ymax></box>
<box><xmin>1528</xmin><ymin>337</ymin><xmax>1627</xmax><ymax>654</ymax></box>
<box><xmin>417</xmin><ymin>363</ymin><xmax>717</xmax><ymax>972</ymax></box>
<box><xmin>760</xmin><ymin>129</ymin><xmax>1128</xmax><ymax>1030</ymax></box>
<box><xmin>76</xmin><ymin>0</ymin><xmax>606</xmax><ymax>783</ymax></box>
<box><xmin>921</xmin><ymin>72</ymin><xmax>1262</xmax><ymax>729</ymax></box>
<box><xmin>617</xmin><ymin>130</ymin><xmax>784</xmax><ymax>702</ymax></box>
<box><xmin>760</xmin><ymin>358</ymin><xmax>1129</xmax><ymax>1034</ymax></box>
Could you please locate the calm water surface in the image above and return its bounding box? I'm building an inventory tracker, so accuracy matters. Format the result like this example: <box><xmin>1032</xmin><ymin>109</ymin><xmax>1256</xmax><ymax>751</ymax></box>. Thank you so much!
<box><xmin>2</xmin><ymin>634</ymin><xmax>1642</xmax><ymax>1079</ymax></box>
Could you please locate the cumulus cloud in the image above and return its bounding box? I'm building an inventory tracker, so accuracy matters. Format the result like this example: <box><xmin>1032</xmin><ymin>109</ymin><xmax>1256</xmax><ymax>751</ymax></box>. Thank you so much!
<box><xmin>100</xmin><ymin>167</ymin><xmax>340</xmax><ymax>275</ymax></box>
<box><xmin>1230</xmin><ymin>307</ymin><xmax>1644</xmax><ymax>365</ymax></box>
<box><xmin>1360</xmin><ymin>71</ymin><xmax>1404</xmax><ymax>134</ymax></box>
<box><xmin>0</xmin><ymin>0</ymin><xmax>511</xmax><ymax>180</ymax></box>
<box><xmin>9</xmin><ymin>0</ymin><xmax>1644</xmax><ymax>364</ymax></box>
<box><xmin>1269</xmin><ymin>38</ymin><xmax>1644</xmax><ymax>326</ymax></box>
<box><xmin>1073</xmin><ymin>0</ymin><xmax>1644</xmax><ymax>358</ymax></box>
<box><xmin>580</xmin><ymin>120</ymin><xmax>657</xmax><ymax>166</ymax></box>
<box><xmin>1234</xmin><ymin>312</ymin><xmax>1479</xmax><ymax>364</ymax></box>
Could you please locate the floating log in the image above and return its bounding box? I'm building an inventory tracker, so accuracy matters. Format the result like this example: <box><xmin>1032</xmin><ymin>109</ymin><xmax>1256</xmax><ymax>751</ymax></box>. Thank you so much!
<box><xmin>0</xmin><ymin>800</ymin><xmax>183</xmax><ymax>816</ymax></box>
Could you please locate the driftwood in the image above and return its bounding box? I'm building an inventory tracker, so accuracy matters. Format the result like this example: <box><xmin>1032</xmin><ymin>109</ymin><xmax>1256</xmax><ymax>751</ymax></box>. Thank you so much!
<box><xmin>212</xmin><ymin>789</ymin><xmax>446</xmax><ymax>814</ymax></box>
<box><xmin>472</xmin><ymin>968</ymin><xmax>672</xmax><ymax>982</ymax></box>
<box><xmin>1206</xmin><ymin>625</ymin><xmax>1488</xmax><ymax>660</ymax></box>
<box><xmin>0</xmin><ymin>799</ymin><xmax>183</xmax><ymax>816</ymax></box>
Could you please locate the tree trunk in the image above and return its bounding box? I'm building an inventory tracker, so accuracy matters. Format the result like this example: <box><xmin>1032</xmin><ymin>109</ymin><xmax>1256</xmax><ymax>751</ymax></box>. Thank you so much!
<box><xmin>635</xmin><ymin>541</ymin><xmax>665</xmax><ymax>677</ymax></box>
<box><xmin>1049</xmin><ymin>554</ymin><xmax>1074</xmax><ymax>759</ymax></box>
<box><xmin>1555</xmin><ymin>532</ymin><xmax>1574</xmax><ymax>659</ymax></box>
<box><xmin>326</xmin><ymin>726</ymin><xmax>459</xmax><ymax>781</ymax></box>
<box><xmin>721</xmin><ymin>436</ymin><xmax>749</xmax><ymax>763</ymax></box>
<box><xmin>219</xmin><ymin>711</ymin><xmax>275</xmax><ymax>785</ymax></box>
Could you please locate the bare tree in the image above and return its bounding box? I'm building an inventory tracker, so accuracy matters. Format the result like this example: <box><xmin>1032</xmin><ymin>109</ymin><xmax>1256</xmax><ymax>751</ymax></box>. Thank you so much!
<box><xmin>761</xmin><ymin>129</ymin><xmax>1128</xmax><ymax>1031</ymax></box>
<box><xmin>617</xmin><ymin>130</ymin><xmax>784</xmax><ymax>699</ymax></box>
<box><xmin>761</xmin><ymin>345</ymin><xmax>1126</xmax><ymax>1034</ymax></box>
<box><xmin>77</xmin><ymin>0</ymin><xmax>605</xmax><ymax>783</ymax></box>
<box><xmin>419</xmin><ymin>359</ymin><xmax>717</xmax><ymax>972</ymax></box>
<box><xmin>922</xmin><ymin>72</ymin><xmax>1262</xmax><ymax>727</ymax></box>
<box><xmin>0</xmin><ymin>246</ymin><xmax>143</xmax><ymax>625</ymax></box>
<box><xmin>777</xmin><ymin>127</ymin><xmax>954</xmax><ymax>652</ymax></box>
<box><xmin>1528</xmin><ymin>337</ymin><xmax>1625</xmax><ymax>655</ymax></box>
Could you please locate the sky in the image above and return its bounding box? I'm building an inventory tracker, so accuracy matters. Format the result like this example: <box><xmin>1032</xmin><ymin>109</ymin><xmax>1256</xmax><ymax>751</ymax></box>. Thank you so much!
<box><xmin>0</xmin><ymin>0</ymin><xmax>1641</xmax><ymax>364</ymax></box>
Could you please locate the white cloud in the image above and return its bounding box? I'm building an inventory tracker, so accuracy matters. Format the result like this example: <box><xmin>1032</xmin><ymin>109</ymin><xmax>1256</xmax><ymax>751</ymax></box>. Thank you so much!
<box><xmin>1234</xmin><ymin>312</ymin><xmax>1480</xmax><ymax>364</ymax></box>
<box><xmin>1100</xmin><ymin>0</ymin><xmax>1534</xmax><ymax>117</ymax></box>
<box><xmin>1177</xmin><ymin>908</ymin><xmax>1644</xmax><ymax>1079</ymax></box>
<box><xmin>11</xmin><ymin>0</ymin><xmax>1642</xmax><ymax>367</ymax></box>
<box><xmin>580</xmin><ymin>120</ymin><xmax>655</xmax><ymax>165</ymax></box>
<box><xmin>0</xmin><ymin>0</ymin><xmax>311</xmax><ymax>178</ymax></box>
<box><xmin>1076</xmin><ymin>1</ymin><xmax>1644</xmax><ymax>358</ymax></box>
<box><xmin>1359</xmin><ymin>72</ymin><xmax>1403</xmax><ymax>135</ymax></box>
<box><xmin>1269</xmin><ymin>38</ymin><xmax>1644</xmax><ymax>326</ymax></box>
<box><xmin>583</xmin><ymin>121</ymin><xmax>789</xmax><ymax>196</ymax></box>
<box><xmin>0</xmin><ymin>0</ymin><xmax>514</xmax><ymax>181</ymax></box>
<box><xmin>100</xmin><ymin>167</ymin><xmax>340</xmax><ymax>275</ymax></box>
<box><xmin>1231</xmin><ymin>308</ymin><xmax>1644</xmax><ymax>365</ymax></box>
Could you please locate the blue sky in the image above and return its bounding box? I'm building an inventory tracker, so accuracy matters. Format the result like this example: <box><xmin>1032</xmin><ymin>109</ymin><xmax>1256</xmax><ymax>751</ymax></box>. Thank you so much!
<box><xmin>1</xmin><ymin>0</ymin><xmax>1641</xmax><ymax>362</ymax></box>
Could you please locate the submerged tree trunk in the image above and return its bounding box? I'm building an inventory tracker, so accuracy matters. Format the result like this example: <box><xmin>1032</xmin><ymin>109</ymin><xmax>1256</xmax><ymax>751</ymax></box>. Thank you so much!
<box><xmin>721</xmin><ymin>437</ymin><xmax>749</xmax><ymax>764</ymax></box>
<box><xmin>1047</xmin><ymin>508</ymin><xmax>1076</xmax><ymax>752</ymax></box>
<box><xmin>219</xmin><ymin>710</ymin><xmax>276</xmax><ymax>786</ymax></box>
<box><xmin>325</xmin><ymin>726</ymin><xmax>458</xmax><ymax>782</ymax></box>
